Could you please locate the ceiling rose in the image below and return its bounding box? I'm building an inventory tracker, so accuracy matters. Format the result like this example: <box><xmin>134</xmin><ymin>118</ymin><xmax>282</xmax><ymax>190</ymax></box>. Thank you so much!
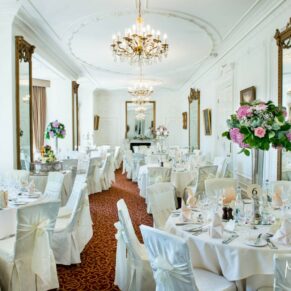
<box><xmin>110</xmin><ymin>0</ymin><xmax>169</xmax><ymax>65</ymax></box>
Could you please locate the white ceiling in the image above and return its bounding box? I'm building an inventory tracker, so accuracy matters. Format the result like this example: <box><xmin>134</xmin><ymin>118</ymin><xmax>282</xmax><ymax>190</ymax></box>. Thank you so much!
<box><xmin>21</xmin><ymin>0</ymin><xmax>261</xmax><ymax>90</ymax></box>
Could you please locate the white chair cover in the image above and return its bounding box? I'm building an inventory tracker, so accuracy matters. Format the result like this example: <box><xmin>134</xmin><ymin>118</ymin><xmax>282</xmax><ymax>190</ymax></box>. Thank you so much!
<box><xmin>86</xmin><ymin>157</ymin><xmax>102</xmax><ymax>194</ymax></box>
<box><xmin>114</xmin><ymin>199</ymin><xmax>155</xmax><ymax>291</ymax></box>
<box><xmin>140</xmin><ymin>225</ymin><xmax>236</xmax><ymax>291</ymax></box>
<box><xmin>147</xmin><ymin>183</ymin><xmax>176</xmax><ymax>229</ymax></box>
<box><xmin>108</xmin><ymin>153</ymin><xmax>116</xmax><ymax>183</ymax></box>
<box><xmin>273</xmin><ymin>254</ymin><xmax>291</xmax><ymax>290</ymax></box>
<box><xmin>114</xmin><ymin>146</ymin><xmax>122</xmax><ymax>170</ymax></box>
<box><xmin>62</xmin><ymin>159</ymin><xmax>78</xmax><ymax>183</ymax></box>
<box><xmin>52</xmin><ymin>185</ymin><xmax>87</xmax><ymax>265</ymax></box>
<box><xmin>42</xmin><ymin>172</ymin><xmax>65</xmax><ymax>201</ymax></box>
<box><xmin>132</xmin><ymin>153</ymin><xmax>145</xmax><ymax>182</ymax></box>
<box><xmin>0</xmin><ymin>201</ymin><xmax>60</xmax><ymax>291</ymax></box>
<box><xmin>187</xmin><ymin>165</ymin><xmax>218</xmax><ymax>199</ymax></box>
<box><xmin>205</xmin><ymin>178</ymin><xmax>237</xmax><ymax>200</ymax></box>
<box><xmin>57</xmin><ymin>175</ymin><xmax>93</xmax><ymax>252</ymax></box>
<box><xmin>123</xmin><ymin>150</ymin><xmax>133</xmax><ymax>179</ymax></box>
<box><xmin>100</xmin><ymin>156</ymin><xmax>112</xmax><ymax>191</ymax></box>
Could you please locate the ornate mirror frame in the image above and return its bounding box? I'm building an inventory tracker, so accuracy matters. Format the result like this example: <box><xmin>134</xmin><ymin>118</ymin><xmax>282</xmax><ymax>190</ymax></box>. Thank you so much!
<box><xmin>188</xmin><ymin>88</ymin><xmax>200</xmax><ymax>149</ymax></box>
<box><xmin>72</xmin><ymin>81</ymin><xmax>79</xmax><ymax>150</ymax></box>
<box><xmin>125</xmin><ymin>101</ymin><xmax>156</xmax><ymax>139</ymax></box>
<box><xmin>275</xmin><ymin>18</ymin><xmax>291</xmax><ymax>180</ymax></box>
<box><xmin>15</xmin><ymin>36</ymin><xmax>35</xmax><ymax>169</ymax></box>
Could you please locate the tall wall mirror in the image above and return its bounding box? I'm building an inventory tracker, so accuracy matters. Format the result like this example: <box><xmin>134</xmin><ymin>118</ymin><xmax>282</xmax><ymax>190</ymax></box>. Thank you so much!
<box><xmin>275</xmin><ymin>19</ymin><xmax>291</xmax><ymax>180</ymax></box>
<box><xmin>15</xmin><ymin>36</ymin><xmax>35</xmax><ymax>170</ymax></box>
<box><xmin>189</xmin><ymin>88</ymin><xmax>200</xmax><ymax>150</ymax></box>
<box><xmin>72</xmin><ymin>81</ymin><xmax>79</xmax><ymax>150</ymax></box>
<box><xmin>125</xmin><ymin>101</ymin><xmax>156</xmax><ymax>139</ymax></box>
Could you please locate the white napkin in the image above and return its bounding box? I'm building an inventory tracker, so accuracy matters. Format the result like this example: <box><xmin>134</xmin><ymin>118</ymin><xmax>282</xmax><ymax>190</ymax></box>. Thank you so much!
<box><xmin>273</xmin><ymin>218</ymin><xmax>291</xmax><ymax>245</ymax></box>
<box><xmin>224</xmin><ymin>219</ymin><xmax>236</xmax><ymax>232</ymax></box>
<box><xmin>0</xmin><ymin>191</ymin><xmax>8</xmax><ymax>208</ymax></box>
<box><xmin>180</xmin><ymin>200</ymin><xmax>192</xmax><ymax>222</ymax></box>
<box><xmin>186</xmin><ymin>187</ymin><xmax>197</xmax><ymax>208</ymax></box>
<box><xmin>209</xmin><ymin>212</ymin><xmax>224</xmax><ymax>239</ymax></box>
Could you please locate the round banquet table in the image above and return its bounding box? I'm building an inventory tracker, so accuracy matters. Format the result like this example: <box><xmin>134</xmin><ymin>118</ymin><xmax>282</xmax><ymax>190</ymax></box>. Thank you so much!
<box><xmin>165</xmin><ymin>213</ymin><xmax>291</xmax><ymax>290</ymax></box>
<box><xmin>30</xmin><ymin>170</ymin><xmax>73</xmax><ymax>206</ymax></box>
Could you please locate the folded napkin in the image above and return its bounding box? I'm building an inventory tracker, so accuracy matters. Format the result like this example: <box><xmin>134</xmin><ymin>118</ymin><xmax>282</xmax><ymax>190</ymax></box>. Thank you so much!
<box><xmin>224</xmin><ymin>219</ymin><xmax>236</xmax><ymax>232</ymax></box>
<box><xmin>272</xmin><ymin>189</ymin><xmax>283</xmax><ymax>208</ymax></box>
<box><xmin>180</xmin><ymin>200</ymin><xmax>192</xmax><ymax>222</ymax></box>
<box><xmin>0</xmin><ymin>191</ymin><xmax>8</xmax><ymax>208</ymax></box>
<box><xmin>223</xmin><ymin>187</ymin><xmax>236</xmax><ymax>205</ymax></box>
<box><xmin>209</xmin><ymin>212</ymin><xmax>224</xmax><ymax>239</ymax></box>
<box><xmin>186</xmin><ymin>187</ymin><xmax>197</xmax><ymax>208</ymax></box>
<box><xmin>273</xmin><ymin>218</ymin><xmax>291</xmax><ymax>245</ymax></box>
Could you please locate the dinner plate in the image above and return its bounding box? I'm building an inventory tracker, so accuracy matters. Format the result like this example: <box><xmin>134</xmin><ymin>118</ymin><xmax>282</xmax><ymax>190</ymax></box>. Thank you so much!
<box><xmin>244</xmin><ymin>240</ymin><xmax>267</xmax><ymax>247</ymax></box>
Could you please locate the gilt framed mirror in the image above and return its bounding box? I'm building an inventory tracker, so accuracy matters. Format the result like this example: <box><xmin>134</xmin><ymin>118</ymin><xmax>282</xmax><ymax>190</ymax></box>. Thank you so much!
<box><xmin>189</xmin><ymin>88</ymin><xmax>200</xmax><ymax>150</ymax></box>
<box><xmin>275</xmin><ymin>18</ymin><xmax>291</xmax><ymax>180</ymax></box>
<box><xmin>15</xmin><ymin>36</ymin><xmax>35</xmax><ymax>170</ymax></box>
<box><xmin>72</xmin><ymin>81</ymin><xmax>79</xmax><ymax>150</ymax></box>
<box><xmin>125</xmin><ymin>101</ymin><xmax>156</xmax><ymax>140</ymax></box>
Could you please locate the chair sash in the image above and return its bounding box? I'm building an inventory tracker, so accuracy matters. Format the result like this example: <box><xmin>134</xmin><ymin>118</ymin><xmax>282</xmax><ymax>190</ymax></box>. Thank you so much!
<box><xmin>114</xmin><ymin>222</ymin><xmax>128</xmax><ymax>291</ymax></box>
<box><xmin>16</xmin><ymin>219</ymin><xmax>54</xmax><ymax>286</ymax></box>
<box><xmin>153</xmin><ymin>256</ymin><xmax>192</xmax><ymax>290</ymax></box>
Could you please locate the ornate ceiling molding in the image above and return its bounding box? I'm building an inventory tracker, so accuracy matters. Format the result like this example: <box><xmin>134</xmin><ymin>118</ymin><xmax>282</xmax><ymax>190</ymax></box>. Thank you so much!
<box><xmin>65</xmin><ymin>9</ymin><xmax>221</xmax><ymax>76</ymax></box>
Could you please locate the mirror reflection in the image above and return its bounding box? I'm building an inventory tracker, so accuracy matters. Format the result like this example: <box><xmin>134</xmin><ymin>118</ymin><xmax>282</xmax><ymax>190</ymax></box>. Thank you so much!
<box><xmin>126</xmin><ymin>101</ymin><xmax>155</xmax><ymax>140</ymax></box>
<box><xmin>189</xmin><ymin>89</ymin><xmax>200</xmax><ymax>150</ymax></box>
<box><xmin>282</xmin><ymin>49</ymin><xmax>291</xmax><ymax>180</ymax></box>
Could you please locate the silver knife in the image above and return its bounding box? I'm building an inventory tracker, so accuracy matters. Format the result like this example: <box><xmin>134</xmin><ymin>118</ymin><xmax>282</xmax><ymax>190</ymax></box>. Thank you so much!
<box><xmin>222</xmin><ymin>234</ymin><xmax>239</xmax><ymax>244</ymax></box>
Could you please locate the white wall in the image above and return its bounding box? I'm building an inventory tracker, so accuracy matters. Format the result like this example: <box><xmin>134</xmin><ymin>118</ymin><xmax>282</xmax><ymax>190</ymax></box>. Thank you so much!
<box><xmin>92</xmin><ymin>87</ymin><xmax>188</xmax><ymax>147</ymax></box>
<box><xmin>179</xmin><ymin>1</ymin><xmax>291</xmax><ymax>181</ymax></box>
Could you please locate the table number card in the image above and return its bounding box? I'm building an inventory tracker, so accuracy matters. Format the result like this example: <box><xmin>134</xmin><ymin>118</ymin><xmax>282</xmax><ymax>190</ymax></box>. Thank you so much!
<box><xmin>247</xmin><ymin>184</ymin><xmax>262</xmax><ymax>224</ymax></box>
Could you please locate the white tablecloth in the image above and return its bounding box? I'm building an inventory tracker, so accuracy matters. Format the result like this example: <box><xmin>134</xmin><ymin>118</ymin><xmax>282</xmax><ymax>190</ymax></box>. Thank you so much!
<box><xmin>30</xmin><ymin>170</ymin><xmax>73</xmax><ymax>206</ymax></box>
<box><xmin>165</xmin><ymin>214</ymin><xmax>291</xmax><ymax>285</ymax></box>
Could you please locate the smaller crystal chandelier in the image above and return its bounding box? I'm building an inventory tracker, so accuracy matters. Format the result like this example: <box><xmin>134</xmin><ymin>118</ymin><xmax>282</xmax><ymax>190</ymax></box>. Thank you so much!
<box><xmin>111</xmin><ymin>0</ymin><xmax>169</xmax><ymax>65</ymax></box>
<box><xmin>128</xmin><ymin>63</ymin><xmax>153</xmax><ymax>102</ymax></box>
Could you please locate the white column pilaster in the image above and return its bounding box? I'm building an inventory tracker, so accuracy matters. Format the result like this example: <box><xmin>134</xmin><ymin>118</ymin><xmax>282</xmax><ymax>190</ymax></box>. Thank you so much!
<box><xmin>0</xmin><ymin>1</ymin><xmax>21</xmax><ymax>171</ymax></box>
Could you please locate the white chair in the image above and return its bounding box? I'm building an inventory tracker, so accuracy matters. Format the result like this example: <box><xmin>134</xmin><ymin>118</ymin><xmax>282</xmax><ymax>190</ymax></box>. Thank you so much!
<box><xmin>0</xmin><ymin>201</ymin><xmax>60</xmax><ymax>291</ymax></box>
<box><xmin>52</xmin><ymin>184</ymin><xmax>87</xmax><ymax>265</ymax></box>
<box><xmin>213</xmin><ymin>156</ymin><xmax>228</xmax><ymax>178</ymax></box>
<box><xmin>186</xmin><ymin>165</ymin><xmax>218</xmax><ymax>199</ymax></box>
<box><xmin>62</xmin><ymin>158</ymin><xmax>78</xmax><ymax>183</ymax></box>
<box><xmin>114</xmin><ymin>146</ymin><xmax>122</xmax><ymax>170</ymax></box>
<box><xmin>114</xmin><ymin>199</ymin><xmax>155</xmax><ymax>291</ymax></box>
<box><xmin>108</xmin><ymin>153</ymin><xmax>116</xmax><ymax>183</ymax></box>
<box><xmin>147</xmin><ymin>183</ymin><xmax>176</xmax><ymax>229</ymax></box>
<box><xmin>43</xmin><ymin>172</ymin><xmax>65</xmax><ymax>201</ymax></box>
<box><xmin>57</xmin><ymin>175</ymin><xmax>93</xmax><ymax>252</ymax></box>
<box><xmin>99</xmin><ymin>156</ymin><xmax>112</xmax><ymax>191</ymax></box>
<box><xmin>123</xmin><ymin>150</ymin><xmax>134</xmax><ymax>179</ymax></box>
<box><xmin>205</xmin><ymin>178</ymin><xmax>237</xmax><ymax>200</ymax></box>
<box><xmin>247</xmin><ymin>254</ymin><xmax>291</xmax><ymax>290</ymax></box>
<box><xmin>140</xmin><ymin>225</ymin><xmax>236</xmax><ymax>291</ymax></box>
<box><xmin>86</xmin><ymin>157</ymin><xmax>102</xmax><ymax>194</ymax></box>
<box><xmin>132</xmin><ymin>153</ymin><xmax>145</xmax><ymax>182</ymax></box>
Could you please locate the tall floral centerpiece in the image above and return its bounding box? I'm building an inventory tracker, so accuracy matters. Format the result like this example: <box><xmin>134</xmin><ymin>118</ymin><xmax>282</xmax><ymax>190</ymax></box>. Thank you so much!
<box><xmin>222</xmin><ymin>100</ymin><xmax>291</xmax><ymax>223</ymax></box>
<box><xmin>155</xmin><ymin>125</ymin><xmax>169</xmax><ymax>153</ymax></box>
<box><xmin>45</xmin><ymin>120</ymin><xmax>66</xmax><ymax>156</ymax></box>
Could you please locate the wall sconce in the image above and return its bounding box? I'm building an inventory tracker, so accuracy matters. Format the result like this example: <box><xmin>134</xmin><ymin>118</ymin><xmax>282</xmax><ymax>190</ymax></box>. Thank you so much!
<box><xmin>94</xmin><ymin>115</ymin><xmax>100</xmax><ymax>130</ymax></box>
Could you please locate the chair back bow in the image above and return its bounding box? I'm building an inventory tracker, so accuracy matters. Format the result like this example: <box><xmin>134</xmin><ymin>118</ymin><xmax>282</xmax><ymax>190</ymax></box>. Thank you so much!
<box><xmin>17</xmin><ymin>219</ymin><xmax>54</xmax><ymax>285</ymax></box>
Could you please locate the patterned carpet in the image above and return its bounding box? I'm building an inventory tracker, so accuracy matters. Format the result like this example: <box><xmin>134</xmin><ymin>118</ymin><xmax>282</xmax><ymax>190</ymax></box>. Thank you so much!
<box><xmin>57</xmin><ymin>169</ymin><xmax>153</xmax><ymax>291</ymax></box>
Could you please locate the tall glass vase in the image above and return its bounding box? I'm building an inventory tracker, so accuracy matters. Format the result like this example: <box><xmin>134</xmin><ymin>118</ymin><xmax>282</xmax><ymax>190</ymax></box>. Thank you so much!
<box><xmin>251</xmin><ymin>148</ymin><xmax>265</xmax><ymax>224</ymax></box>
<box><xmin>55</xmin><ymin>137</ymin><xmax>59</xmax><ymax>157</ymax></box>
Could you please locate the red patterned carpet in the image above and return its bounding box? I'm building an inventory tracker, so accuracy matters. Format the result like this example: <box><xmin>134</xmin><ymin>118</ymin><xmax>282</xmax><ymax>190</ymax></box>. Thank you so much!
<box><xmin>57</xmin><ymin>169</ymin><xmax>153</xmax><ymax>291</ymax></box>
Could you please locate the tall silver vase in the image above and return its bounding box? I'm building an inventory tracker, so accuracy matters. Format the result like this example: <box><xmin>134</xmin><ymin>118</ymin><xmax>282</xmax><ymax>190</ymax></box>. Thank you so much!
<box><xmin>251</xmin><ymin>148</ymin><xmax>265</xmax><ymax>224</ymax></box>
<box><xmin>55</xmin><ymin>138</ymin><xmax>59</xmax><ymax>157</ymax></box>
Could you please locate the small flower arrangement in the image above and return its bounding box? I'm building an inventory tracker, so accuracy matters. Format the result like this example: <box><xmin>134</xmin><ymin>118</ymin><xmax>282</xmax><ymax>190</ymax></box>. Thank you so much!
<box><xmin>40</xmin><ymin>145</ymin><xmax>57</xmax><ymax>163</ymax></box>
<box><xmin>155</xmin><ymin>125</ymin><xmax>169</xmax><ymax>138</ymax></box>
<box><xmin>45</xmin><ymin>120</ymin><xmax>66</xmax><ymax>139</ymax></box>
<box><xmin>222</xmin><ymin>100</ymin><xmax>291</xmax><ymax>156</ymax></box>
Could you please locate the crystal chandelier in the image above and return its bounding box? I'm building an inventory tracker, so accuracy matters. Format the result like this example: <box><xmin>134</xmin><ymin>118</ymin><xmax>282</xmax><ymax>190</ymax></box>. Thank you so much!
<box><xmin>128</xmin><ymin>63</ymin><xmax>153</xmax><ymax>102</ymax></box>
<box><xmin>111</xmin><ymin>0</ymin><xmax>169</xmax><ymax>65</ymax></box>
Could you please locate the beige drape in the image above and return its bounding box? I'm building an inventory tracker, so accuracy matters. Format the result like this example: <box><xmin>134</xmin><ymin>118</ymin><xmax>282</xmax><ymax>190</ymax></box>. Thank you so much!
<box><xmin>32</xmin><ymin>86</ymin><xmax>47</xmax><ymax>151</ymax></box>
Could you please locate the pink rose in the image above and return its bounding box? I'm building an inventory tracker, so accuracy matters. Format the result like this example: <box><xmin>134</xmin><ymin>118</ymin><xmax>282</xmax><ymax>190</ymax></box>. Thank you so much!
<box><xmin>255</xmin><ymin>103</ymin><xmax>267</xmax><ymax>111</ymax></box>
<box><xmin>236</xmin><ymin>105</ymin><xmax>252</xmax><ymax>119</ymax></box>
<box><xmin>52</xmin><ymin>120</ymin><xmax>59</xmax><ymax>128</ymax></box>
<box><xmin>254</xmin><ymin>127</ymin><xmax>266</xmax><ymax>138</ymax></box>
<box><xmin>286</xmin><ymin>132</ymin><xmax>291</xmax><ymax>141</ymax></box>
<box><xmin>229</xmin><ymin>128</ymin><xmax>249</xmax><ymax>148</ymax></box>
